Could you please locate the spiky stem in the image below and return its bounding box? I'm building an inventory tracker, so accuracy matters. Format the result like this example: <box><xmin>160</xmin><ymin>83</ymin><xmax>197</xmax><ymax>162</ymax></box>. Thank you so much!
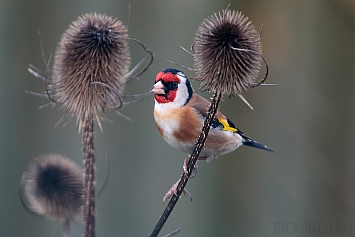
<box><xmin>82</xmin><ymin>119</ymin><xmax>95</xmax><ymax>237</ymax></box>
<box><xmin>149</xmin><ymin>91</ymin><xmax>222</xmax><ymax>237</ymax></box>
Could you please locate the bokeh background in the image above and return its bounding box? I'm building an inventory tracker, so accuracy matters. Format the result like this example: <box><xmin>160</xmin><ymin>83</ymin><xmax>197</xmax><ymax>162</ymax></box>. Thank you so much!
<box><xmin>1</xmin><ymin>0</ymin><xmax>355</xmax><ymax>236</ymax></box>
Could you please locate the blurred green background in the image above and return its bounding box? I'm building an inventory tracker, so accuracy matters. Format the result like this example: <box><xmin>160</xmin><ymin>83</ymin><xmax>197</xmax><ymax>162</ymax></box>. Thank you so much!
<box><xmin>1</xmin><ymin>0</ymin><xmax>355</xmax><ymax>236</ymax></box>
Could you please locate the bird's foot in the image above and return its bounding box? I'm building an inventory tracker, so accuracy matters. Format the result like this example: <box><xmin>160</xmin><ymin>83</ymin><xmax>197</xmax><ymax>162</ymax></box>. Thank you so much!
<box><xmin>183</xmin><ymin>157</ymin><xmax>199</xmax><ymax>178</ymax></box>
<box><xmin>163</xmin><ymin>179</ymin><xmax>192</xmax><ymax>203</ymax></box>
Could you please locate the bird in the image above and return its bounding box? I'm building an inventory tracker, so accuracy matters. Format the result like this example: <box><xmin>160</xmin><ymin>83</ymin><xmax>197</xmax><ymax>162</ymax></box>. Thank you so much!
<box><xmin>150</xmin><ymin>68</ymin><xmax>274</xmax><ymax>201</ymax></box>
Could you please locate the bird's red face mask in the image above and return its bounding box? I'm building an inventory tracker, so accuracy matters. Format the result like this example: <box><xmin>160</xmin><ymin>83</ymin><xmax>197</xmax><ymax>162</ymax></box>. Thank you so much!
<box><xmin>150</xmin><ymin>71</ymin><xmax>180</xmax><ymax>103</ymax></box>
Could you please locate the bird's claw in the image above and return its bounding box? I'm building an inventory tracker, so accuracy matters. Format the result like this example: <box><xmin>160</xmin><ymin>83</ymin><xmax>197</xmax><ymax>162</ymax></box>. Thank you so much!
<box><xmin>163</xmin><ymin>179</ymin><xmax>192</xmax><ymax>203</ymax></box>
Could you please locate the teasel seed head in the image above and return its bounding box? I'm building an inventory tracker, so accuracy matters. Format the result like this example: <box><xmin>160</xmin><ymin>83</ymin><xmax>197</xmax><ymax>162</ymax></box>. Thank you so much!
<box><xmin>193</xmin><ymin>9</ymin><xmax>262</xmax><ymax>96</ymax></box>
<box><xmin>52</xmin><ymin>13</ymin><xmax>130</xmax><ymax>128</ymax></box>
<box><xmin>22</xmin><ymin>154</ymin><xmax>83</xmax><ymax>222</ymax></box>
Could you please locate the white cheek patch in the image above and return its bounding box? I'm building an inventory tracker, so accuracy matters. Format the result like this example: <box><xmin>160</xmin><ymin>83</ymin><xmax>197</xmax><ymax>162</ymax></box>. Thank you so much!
<box><xmin>175</xmin><ymin>85</ymin><xmax>189</xmax><ymax>105</ymax></box>
<box><xmin>172</xmin><ymin>77</ymin><xmax>190</xmax><ymax>108</ymax></box>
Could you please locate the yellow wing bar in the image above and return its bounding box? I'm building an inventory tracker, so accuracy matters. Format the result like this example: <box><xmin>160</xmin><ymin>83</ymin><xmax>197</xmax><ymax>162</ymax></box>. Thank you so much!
<box><xmin>218</xmin><ymin>118</ymin><xmax>238</xmax><ymax>132</ymax></box>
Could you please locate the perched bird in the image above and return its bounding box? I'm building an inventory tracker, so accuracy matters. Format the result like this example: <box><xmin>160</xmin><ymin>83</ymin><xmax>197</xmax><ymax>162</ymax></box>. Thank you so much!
<box><xmin>150</xmin><ymin>68</ymin><xmax>273</xmax><ymax>201</ymax></box>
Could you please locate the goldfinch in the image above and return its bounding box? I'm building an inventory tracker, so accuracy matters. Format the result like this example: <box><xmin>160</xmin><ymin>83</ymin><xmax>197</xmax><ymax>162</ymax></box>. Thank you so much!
<box><xmin>150</xmin><ymin>68</ymin><xmax>273</xmax><ymax>201</ymax></box>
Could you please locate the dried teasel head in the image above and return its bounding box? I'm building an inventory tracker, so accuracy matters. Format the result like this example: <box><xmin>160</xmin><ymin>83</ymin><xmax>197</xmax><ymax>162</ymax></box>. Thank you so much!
<box><xmin>193</xmin><ymin>9</ymin><xmax>263</xmax><ymax>97</ymax></box>
<box><xmin>21</xmin><ymin>154</ymin><xmax>83</xmax><ymax>222</ymax></box>
<box><xmin>52</xmin><ymin>13</ymin><xmax>130</xmax><ymax>128</ymax></box>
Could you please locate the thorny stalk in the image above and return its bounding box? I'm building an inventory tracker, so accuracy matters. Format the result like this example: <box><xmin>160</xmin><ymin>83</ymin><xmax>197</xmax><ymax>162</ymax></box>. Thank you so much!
<box><xmin>149</xmin><ymin>91</ymin><xmax>222</xmax><ymax>237</ymax></box>
<box><xmin>82</xmin><ymin>119</ymin><xmax>95</xmax><ymax>237</ymax></box>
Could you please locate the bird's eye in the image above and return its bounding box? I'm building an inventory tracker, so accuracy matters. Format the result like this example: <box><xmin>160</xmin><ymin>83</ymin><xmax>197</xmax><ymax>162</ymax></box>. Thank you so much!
<box><xmin>165</xmin><ymin>81</ymin><xmax>179</xmax><ymax>92</ymax></box>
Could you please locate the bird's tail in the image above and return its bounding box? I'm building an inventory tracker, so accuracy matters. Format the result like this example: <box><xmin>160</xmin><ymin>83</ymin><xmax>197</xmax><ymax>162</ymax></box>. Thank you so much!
<box><xmin>241</xmin><ymin>134</ymin><xmax>275</xmax><ymax>152</ymax></box>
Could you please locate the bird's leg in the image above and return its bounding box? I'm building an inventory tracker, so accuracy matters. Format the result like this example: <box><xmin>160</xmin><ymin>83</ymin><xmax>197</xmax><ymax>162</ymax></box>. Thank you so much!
<box><xmin>163</xmin><ymin>156</ymin><xmax>202</xmax><ymax>203</ymax></box>
<box><xmin>183</xmin><ymin>157</ymin><xmax>200</xmax><ymax>178</ymax></box>
<box><xmin>163</xmin><ymin>178</ymin><xmax>192</xmax><ymax>203</ymax></box>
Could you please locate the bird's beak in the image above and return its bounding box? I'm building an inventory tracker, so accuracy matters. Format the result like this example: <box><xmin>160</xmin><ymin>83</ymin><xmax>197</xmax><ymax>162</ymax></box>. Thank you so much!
<box><xmin>149</xmin><ymin>81</ymin><xmax>165</xmax><ymax>95</ymax></box>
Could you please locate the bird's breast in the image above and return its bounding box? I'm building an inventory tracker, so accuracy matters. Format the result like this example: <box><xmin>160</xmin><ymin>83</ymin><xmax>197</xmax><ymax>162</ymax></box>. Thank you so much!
<box><xmin>154</xmin><ymin>106</ymin><xmax>203</xmax><ymax>152</ymax></box>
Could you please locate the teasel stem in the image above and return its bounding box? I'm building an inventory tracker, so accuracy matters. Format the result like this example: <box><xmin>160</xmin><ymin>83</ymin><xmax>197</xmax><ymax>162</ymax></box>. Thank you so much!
<box><xmin>149</xmin><ymin>91</ymin><xmax>222</xmax><ymax>237</ymax></box>
<box><xmin>82</xmin><ymin>118</ymin><xmax>95</xmax><ymax>237</ymax></box>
